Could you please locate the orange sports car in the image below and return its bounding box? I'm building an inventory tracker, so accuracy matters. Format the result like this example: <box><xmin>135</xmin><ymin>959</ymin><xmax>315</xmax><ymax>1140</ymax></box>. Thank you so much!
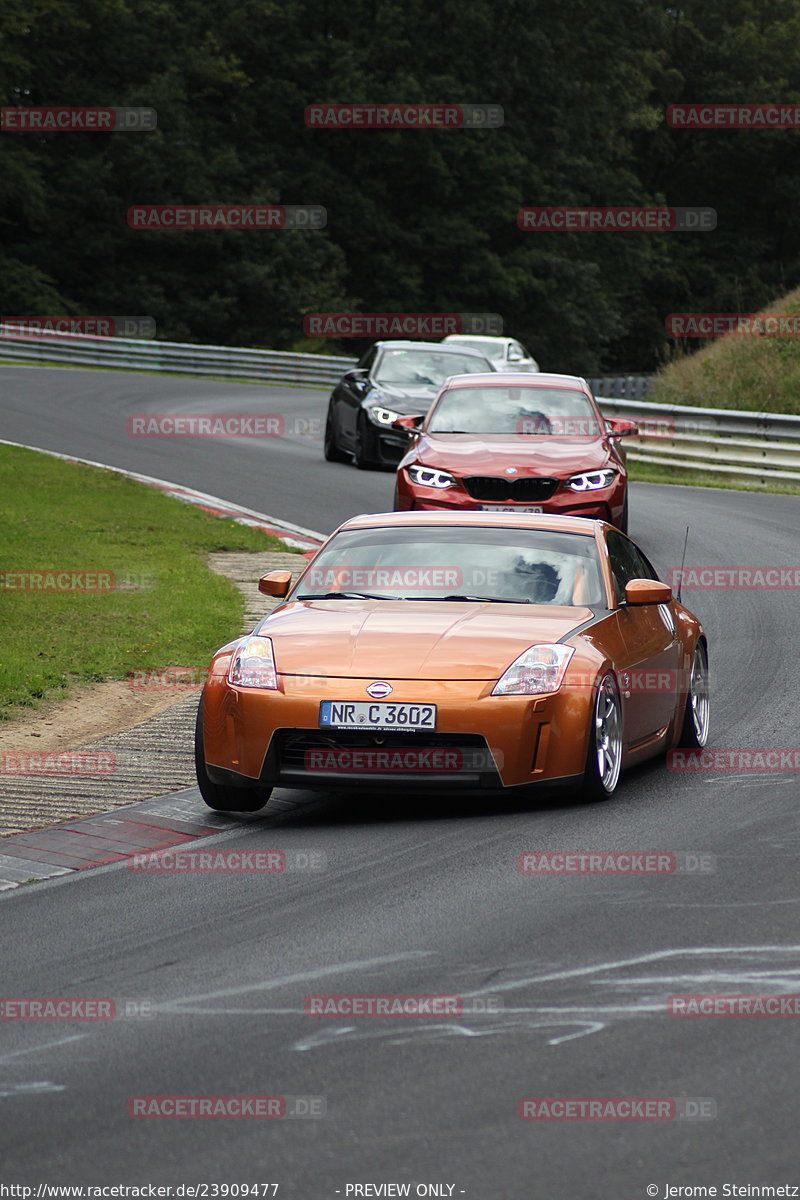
<box><xmin>195</xmin><ymin>512</ymin><xmax>709</xmax><ymax>810</ymax></box>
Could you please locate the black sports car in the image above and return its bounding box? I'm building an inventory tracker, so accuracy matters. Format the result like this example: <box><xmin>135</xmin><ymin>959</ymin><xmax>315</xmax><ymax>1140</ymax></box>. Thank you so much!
<box><xmin>323</xmin><ymin>340</ymin><xmax>495</xmax><ymax>469</ymax></box>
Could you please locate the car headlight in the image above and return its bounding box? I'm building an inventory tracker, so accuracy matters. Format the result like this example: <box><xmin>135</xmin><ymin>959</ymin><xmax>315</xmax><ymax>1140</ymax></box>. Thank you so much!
<box><xmin>492</xmin><ymin>644</ymin><xmax>575</xmax><ymax>695</ymax></box>
<box><xmin>227</xmin><ymin>636</ymin><xmax>278</xmax><ymax>689</ymax></box>
<box><xmin>407</xmin><ymin>464</ymin><xmax>456</xmax><ymax>489</ymax></box>
<box><xmin>369</xmin><ymin>405</ymin><xmax>402</xmax><ymax>426</ymax></box>
<box><xmin>566</xmin><ymin>468</ymin><xmax>617</xmax><ymax>492</ymax></box>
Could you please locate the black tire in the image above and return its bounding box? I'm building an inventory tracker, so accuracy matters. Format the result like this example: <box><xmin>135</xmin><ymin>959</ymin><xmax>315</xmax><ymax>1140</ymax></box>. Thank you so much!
<box><xmin>194</xmin><ymin>696</ymin><xmax>272</xmax><ymax>812</ymax></box>
<box><xmin>353</xmin><ymin>413</ymin><xmax>376</xmax><ymax>470</ymax></box>
<box><xmin>323</xmin><ymin>407</ymin><xmax>348</xmax><ymax>462</ymax></box>
<box><xmin>581</xmin><ymin>673</ymin><xmax>623</xmax><ymax>802</ymax></box>
<box><xmin>676</xmin><ymin>640</ymin><xmax>710</xmax><ymax>749</ymax></box>
<box><xmin>617</xmin><ymin>494</ymin><xmax>629</xmax><ymax>534</ymax></box>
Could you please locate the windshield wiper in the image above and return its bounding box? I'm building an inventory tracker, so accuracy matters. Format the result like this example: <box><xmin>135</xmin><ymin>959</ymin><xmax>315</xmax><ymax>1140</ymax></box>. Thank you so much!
<box><xmin>407</xmin><ymin>593</ymin><xmax>531</xmax><ymax>604</ymax></box>
<box><xmin>296</xmin><ymin>591</ymin><xmax>395</xmax><ymax>601</ymax></box>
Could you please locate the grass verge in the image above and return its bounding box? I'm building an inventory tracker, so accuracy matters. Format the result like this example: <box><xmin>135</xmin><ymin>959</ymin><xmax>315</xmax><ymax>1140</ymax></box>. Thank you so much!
<box><xmin>0</xmin><ymin>442</ymin><xmax>298</xmax><ymax>720</ymax></box>
<box><xmin>628</xmin><ymin>457</ymin><xmax>800</xmax><ymax>495</ymax></box>
<box><xmin>650</xmin><ymin>284</ymin><xmax>800</xmax><ymax>413</ymax></box>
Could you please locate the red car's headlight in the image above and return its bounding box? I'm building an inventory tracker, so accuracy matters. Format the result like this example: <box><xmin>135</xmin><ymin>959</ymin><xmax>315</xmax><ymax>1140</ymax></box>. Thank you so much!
<box><xmin>566</xmin><ymin>469</ymin><xmax>617</xmax><ymax>492</ymax></box>
<box><xmin>227</xmin><ymin>636</ymin><xmax>278</xmax><ymax>689</ymax></box>
<box><xmin>407</xmin><ymin>465</ymin><xmax>456</xmax><ymax>489</ymax></box>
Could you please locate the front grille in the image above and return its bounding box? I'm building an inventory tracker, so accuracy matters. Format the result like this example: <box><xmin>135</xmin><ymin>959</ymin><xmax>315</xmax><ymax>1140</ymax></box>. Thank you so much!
<box><xmin>462</xmin><ymin>475</ymin><xmax>559</xmax><ymax>502</ymax></box>
<box><xmin>269</xmin><ymin>729</ymin><xmax>500</xmax><ymax>789</ymax></box>
<box><xmin>277</xmin><ymin>729</ymin><xmax>488</xmax><ymax>768</ymax></box>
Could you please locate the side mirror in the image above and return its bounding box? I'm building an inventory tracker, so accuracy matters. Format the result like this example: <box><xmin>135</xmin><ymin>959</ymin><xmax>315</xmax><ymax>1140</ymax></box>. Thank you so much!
<box><xmin>624</xmin><ymin>578</ymin><xmax>672</xmax><ymax>606</ymax></box>
<box><xmin>392</xmin><ymin>414</ymin><xmax>424</xmax><ymax>432</ymax></box>
<box><xmin>258</xmin><ymin>570</ymin><xmax>292</xmax><ymax>597</ymax></box>
<box><xmin>606</xmin><ymin>417</ymin><xmax>639</xmax><ymax>439</ymax></box>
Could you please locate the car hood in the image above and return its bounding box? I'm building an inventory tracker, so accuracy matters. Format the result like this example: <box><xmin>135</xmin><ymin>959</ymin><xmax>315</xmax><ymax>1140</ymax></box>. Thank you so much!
<box><xmin>258</xmin><ymin>600</ymin><xmax>593</xmax><ymax>680</ymax></box>
<box><xmin>414</xmin><ymin>433</ymin><xmax>613</xmax><ymax>475</ymax></box>
<box><xmin>376</xmin><ymin>383</ymin><xmax>441</xmax><ymax>413</ymax></box>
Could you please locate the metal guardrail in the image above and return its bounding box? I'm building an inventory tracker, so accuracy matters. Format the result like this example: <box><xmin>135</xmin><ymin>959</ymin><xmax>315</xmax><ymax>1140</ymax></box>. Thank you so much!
<box><xmin>1</xmin><ymin>327</ymin><xmax>797</xmax><ymax>484</ymax></box>
<box><xmin>601</xmin><ymin>396</ymin><xmax>800</xmax><ymax>483</ymax></box>
<box><xmin>0</xmin><ymin>326</ymin><xmax>357</xmax><ymax>387</ymax></box>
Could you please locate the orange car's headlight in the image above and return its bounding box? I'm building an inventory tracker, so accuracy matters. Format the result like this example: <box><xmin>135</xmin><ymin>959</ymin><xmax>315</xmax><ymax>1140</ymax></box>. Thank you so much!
<box><xmin>227</xmin><ymin>636</ymin><xmax>278</xmax><ymax>689</ymax></box>
<box><xmin>492</xmin><ymin>644</ymin><xmax>575</xmax><ymax>696</ymax></box>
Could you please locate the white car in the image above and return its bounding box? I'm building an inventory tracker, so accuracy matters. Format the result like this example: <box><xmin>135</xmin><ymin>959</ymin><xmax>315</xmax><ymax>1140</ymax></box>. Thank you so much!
<box><xmin>443</xmin><ymin>334</ymin><xmax>539</xmax><ymax>372</ymax></box>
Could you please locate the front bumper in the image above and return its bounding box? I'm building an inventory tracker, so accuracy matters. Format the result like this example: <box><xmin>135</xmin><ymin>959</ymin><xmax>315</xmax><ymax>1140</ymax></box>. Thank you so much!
<box><xmin>202</xmin><ymin>674</ymin><xmax>594</xmax><ymax>791</ymax></box>
<box><xmin>394</xmin><ymin>471</ymin><xmax>625</xmax><ymax>524</ymax></box>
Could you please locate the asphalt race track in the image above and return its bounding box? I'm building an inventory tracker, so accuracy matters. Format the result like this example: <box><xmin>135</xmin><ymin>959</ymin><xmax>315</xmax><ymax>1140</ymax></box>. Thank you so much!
<box><xmin>1</xmin><ymin>366</ymin><xmax>799</xmax><ymax>1193</ymax></box>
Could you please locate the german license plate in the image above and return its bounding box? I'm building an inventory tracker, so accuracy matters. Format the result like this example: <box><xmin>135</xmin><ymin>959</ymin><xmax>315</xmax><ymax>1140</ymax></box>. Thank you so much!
<box><xmin>319</xmin><ymin>701</ymin><xmax>436</xmax><ymax>731</ymax></box>
<box><xmin>478</xmin><ymin>505</ymin><xmax>543</xmax><ymax>513</ymax></box>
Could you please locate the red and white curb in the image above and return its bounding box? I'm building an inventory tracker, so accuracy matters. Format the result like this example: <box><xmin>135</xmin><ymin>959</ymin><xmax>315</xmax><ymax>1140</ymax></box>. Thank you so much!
<box><xmin>0</xmin><ymin>438</ymin><xmax>325</xmax><ymax>552</ymax></box>
<box><xmin>0</xmin><ymin>795</ymin><xmax>253</xmax><ymax>891</ymax></box>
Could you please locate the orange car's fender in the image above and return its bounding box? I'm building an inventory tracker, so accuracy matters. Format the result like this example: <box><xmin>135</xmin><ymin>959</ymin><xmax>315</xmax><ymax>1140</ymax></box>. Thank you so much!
<box><xmin>201</xmin><ymin>640</ymin><xmax>241</xmax><ymax>769</ymax></box>
<box><xmin>556</xmin><ymin>638</ymin><xmax>618</xmax><ymax>766</ymax></box>
<box><xmin>667</xmin><ymin>604</ymin><xmax>706</xmax><ymax>748</ymax></box>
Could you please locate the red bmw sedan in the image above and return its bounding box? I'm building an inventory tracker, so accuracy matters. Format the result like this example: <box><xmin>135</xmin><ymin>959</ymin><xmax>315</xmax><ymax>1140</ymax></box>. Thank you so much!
<box><xmin>393</xmin><ymin>372</ymin><xmax>638</xmax><ymax>532</ymax></box>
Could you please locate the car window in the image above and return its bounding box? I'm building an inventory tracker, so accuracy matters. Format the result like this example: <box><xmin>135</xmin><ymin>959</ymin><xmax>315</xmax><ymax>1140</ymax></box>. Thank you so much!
<box><xmin>427</xmin><ymin>385</ymin><xmax>601</xmax><ymax>436</ymax></box>
<box><xmin>606</xmin><ymin>529</ymin><xmax>660</xmax><ymax>602</ymax></box>
<box><xmin>358</xmin><ymin>346</ymin><xmax>378</xmax><ymax>373</ymax></box>
<box><xmin>293</xmin><ymin>526</ymin><xmax>606</xmax><ymax>607</ymax></box>
<box><xmin>509</xmin><ymin>341</ymin><xmax>524</xmax><ymax>359</ymax></box>
<box><xmin>374</xmin><ymin>349</ymin><xmax>491</xmax><ymax>385</ymax></box>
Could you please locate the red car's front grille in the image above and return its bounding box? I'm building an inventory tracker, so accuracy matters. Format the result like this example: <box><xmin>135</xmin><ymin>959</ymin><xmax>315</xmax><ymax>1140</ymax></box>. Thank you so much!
<box><xmin>462</xmin><ymin>475</ymin><xmax>560</xmax><ymax>502</ymax></box>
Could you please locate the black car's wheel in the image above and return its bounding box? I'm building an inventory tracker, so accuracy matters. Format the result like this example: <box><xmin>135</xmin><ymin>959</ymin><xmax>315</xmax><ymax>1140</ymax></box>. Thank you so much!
<box><xmin>323</xmin><ymin>407</ymin><xmax>348</xmax><ymax>462</ymax></box>
<box><xmin>676</xmin><ymin>640</ymin><xmax>710</xmax><ymax>749</ymax></box>
<box><xmin>194</xmin><ymin>696</ymin><xmax>272</xmax><ymax>812</ymax></box>
<box><xmin>581</xmin><ymin>673</ymin><xmax>623</xmax><ymax>801</ymax></box>
<box><xmin>353</xmin><ymin>413</ymin><xmax>376</xmax><ymax>470</ymax></box>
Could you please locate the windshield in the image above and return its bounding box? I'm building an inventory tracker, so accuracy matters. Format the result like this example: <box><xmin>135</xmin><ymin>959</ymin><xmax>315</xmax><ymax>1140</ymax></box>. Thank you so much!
<box><xmin>293</xmin><ymin>526</ymin><xmax>606</xmax><ymax>606</ymax></box>
<box><xmin>374</xmin><ymin>349</ymin><xmax>491</xmax><ymax>386</ymax></box>
<box><xmin>447</xmin><ymin>338</ymin><xmax>506</xmax><ymax>359</ymax></box>
<box><xmin>427</xmin><ymin>385</ymin><xmax>603</xmax><ymax>436</ymax></box>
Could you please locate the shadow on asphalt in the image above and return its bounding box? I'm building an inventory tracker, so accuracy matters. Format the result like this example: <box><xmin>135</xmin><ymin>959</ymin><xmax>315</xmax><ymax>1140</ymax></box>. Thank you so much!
<box><xmin>252</xmin><ymin>757</ymin><xmax>667</xmax><ymax>829</ymax></box>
